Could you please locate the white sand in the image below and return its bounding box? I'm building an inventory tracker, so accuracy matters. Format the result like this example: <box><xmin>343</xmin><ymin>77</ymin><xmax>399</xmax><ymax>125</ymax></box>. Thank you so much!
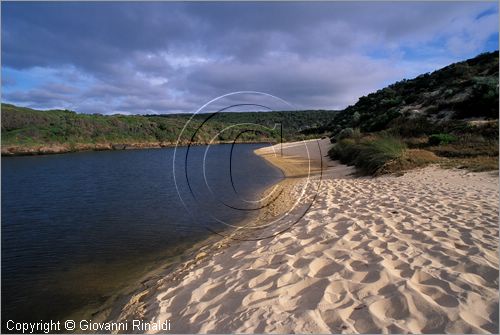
<box><xmin>113</xmin><ymin>140</ymin><xmax>499</xmax><ymax>334</ymax></box>
<box><xmin>254</xmin><ymin>138</ymin><xmax>356</xmax><ymax>179</ymax></box>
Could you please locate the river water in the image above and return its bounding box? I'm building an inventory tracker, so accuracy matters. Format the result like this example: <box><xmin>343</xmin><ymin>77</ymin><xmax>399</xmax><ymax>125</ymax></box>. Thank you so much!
<box><xmin>1</xmin><ymin>144</ymin><xmax>283</xmax><ymax>327</ymax></box>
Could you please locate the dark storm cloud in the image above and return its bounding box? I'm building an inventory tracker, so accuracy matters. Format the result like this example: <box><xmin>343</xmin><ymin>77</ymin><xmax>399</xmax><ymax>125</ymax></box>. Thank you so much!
<box><xmin>2</xmin><ymin>2</ymin><xmax>498</xmax><ymax>114</ymax></box>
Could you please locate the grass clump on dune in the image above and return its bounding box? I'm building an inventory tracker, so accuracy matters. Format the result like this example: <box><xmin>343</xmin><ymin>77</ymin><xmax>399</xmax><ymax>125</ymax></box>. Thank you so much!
<box><xmin>329</xmin><ymin>133</ymin><xmax>498</xmax><ymax>175</ymax></box>
<box><xmin>328</xmin><ymin>136</ymin><xmax>407</xmax><ymax>175</ymax></box>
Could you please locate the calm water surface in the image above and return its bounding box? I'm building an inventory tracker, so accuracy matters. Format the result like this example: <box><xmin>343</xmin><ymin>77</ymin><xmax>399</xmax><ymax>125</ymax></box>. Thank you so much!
<box><xmin>2</xmin><ymin>144</ymin><xmax>282</xmax><ymax>326</ymax></box>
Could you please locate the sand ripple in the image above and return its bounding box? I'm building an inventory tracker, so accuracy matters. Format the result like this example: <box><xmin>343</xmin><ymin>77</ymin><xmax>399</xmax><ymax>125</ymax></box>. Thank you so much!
<box><xmin>114</xmin><ymin>166</ymin><xmax>499</xmax><ymax>334</ymax></box>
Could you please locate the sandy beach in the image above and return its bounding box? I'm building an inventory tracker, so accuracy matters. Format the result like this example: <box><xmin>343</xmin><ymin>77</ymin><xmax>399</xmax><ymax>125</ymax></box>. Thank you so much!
<box><xmin>111</xmin><ymin>139</ymin><xmax>499</xmax><ymax>334</ymax></box>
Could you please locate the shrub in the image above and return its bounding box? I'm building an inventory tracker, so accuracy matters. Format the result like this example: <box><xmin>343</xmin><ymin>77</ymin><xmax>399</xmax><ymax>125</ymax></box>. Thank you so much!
<box><xmin>329</xmin><ymin>136</ymin><xmax>407</xmax><ymax>175</ymax></box>
<box><xmin>428</xmin><ymin>133</ymin><xmax>458</xmax><ymax>145</ymax></box>
<box><xmin>335</xmin><ymin>127</ymin><xmax>361</xmax><ymax>142</ymax></box>
<box><xmin>328</xmin><ymin>138</ymin><xmax>363</xmax><ymax>163</ymax></box>
<box><xmin>352</xmin><ymin>112</ymin><xmax>361</xmax><ymax>125</ymax></box>
<box><xmin>336</xmin><ymin>128</ymin><xmax>355</xmax><ymax>140</ymax></box>
<box><xmin>389</xmin><ymin>115</ymin><xmax>438</xmax><ymax>137</ymax></box>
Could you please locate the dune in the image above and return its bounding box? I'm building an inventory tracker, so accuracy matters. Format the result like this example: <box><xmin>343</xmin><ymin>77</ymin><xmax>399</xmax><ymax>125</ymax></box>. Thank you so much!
<box><xmin>111</xmin><ymin>139</ymin><xmax>499</xmax><ymax>334</ymax></box>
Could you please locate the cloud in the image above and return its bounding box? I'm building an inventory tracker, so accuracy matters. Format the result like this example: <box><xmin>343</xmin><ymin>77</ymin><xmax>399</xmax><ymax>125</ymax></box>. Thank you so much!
<box><xmin>1</xmin><ymin>2</ymin><xmax>498</xmax><ymax>114</ymax></box>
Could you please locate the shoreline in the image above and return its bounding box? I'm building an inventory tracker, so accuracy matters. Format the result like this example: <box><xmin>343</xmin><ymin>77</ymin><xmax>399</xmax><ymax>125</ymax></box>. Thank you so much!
<box><xmin>95</xmin><ymin>139</ymin><xmax>351</xmax><ymax>329</ymax></box>
<box><xmin>89</xmin><ymin>140</ymin><xmax>321</xmax><ymax>328</ymax></box>
<box><xmin>0</xmin><ymin>140</ymin><xmax>281</xmax><ymax>157</ymax></box>
<box><xmin>100</xmin><ymin>139</ymin><xmax>498</xmax><ymax>333</ymax></box>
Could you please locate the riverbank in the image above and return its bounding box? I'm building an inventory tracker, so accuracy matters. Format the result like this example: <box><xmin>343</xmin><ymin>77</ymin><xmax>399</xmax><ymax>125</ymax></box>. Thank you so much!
<box><xmin>72</xmin><ymin>140</ymin><xmax>309</xmax><ymax>327</ymax></box>
<box><xmin>1</xmin><ymin>140</ymin><xmax>279</xmax><ymax>157</ymax></box>
<box><xmin>92</xmin><ymin>139</ymin><xmax>329</xmax><ymax>330</ymax></box>
<box><xmin>1</xmin><ymin>142</ymin><xmax>284</xmax><ymax>330</ymax></box>
<box><xmin>107</xmin><ymin>139</ymin><xmax>498</xmax><ymax>333</ymax></box>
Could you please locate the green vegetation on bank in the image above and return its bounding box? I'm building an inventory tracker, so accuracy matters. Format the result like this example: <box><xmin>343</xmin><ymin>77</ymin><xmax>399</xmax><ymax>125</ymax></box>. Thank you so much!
<box><xmin>327</xmin><ymin>51</ymin><xmax>499</xmax><ymax>174</ymax></box>
<box><xmin>329</xmin><ymin>134</ymin><xmax>442</xmax><ymax>175</ymax></box>
<box><xmin>1</xmin><ymin>104</ymin><xmax>336</xmax><ymax>155</ymax></box>
<box><xmin>329</xmin><ymin>136</ymin><xmax>407</xmax><ymax>175</ymax></box>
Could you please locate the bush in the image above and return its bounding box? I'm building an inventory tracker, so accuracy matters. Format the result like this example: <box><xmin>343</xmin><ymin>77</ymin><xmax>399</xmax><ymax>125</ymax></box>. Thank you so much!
<box><xmin>428</xmin><ymin>133</ymin><xmax>458</xmax><ymax>145</ymax></box>
<box><xmin>352</xmin><ymin>112</ymin><xmax>361</xmax><ymax>125</ymax></box>
<box><xmin>329</xmin><ymin>138</ymin><xmax>362</xmax><ymax>163</ymax></box>
<box><xmin>335</xmin><ymin>127</ymin><xmax>361</xmax><ymax>142</ymax></box>
<box><xmin>389</xmin><ymin>115</ymin><xmax>438</xmax><ymax>137</ymax></box>
<box><xmin>329</xmin><ymin>136</ymin><xmax>406</xmax><ymax>175</ymax></box>
<box><xmin>336</xmin><ymin>128</ymin><xmax>355</xmax><ymax>140</ymax></box>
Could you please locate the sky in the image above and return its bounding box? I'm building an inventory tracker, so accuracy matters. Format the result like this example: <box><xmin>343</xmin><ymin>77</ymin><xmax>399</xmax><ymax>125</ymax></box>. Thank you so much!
<box><xmin>1</xmin><ymin>1</ymin><xmax>499</xmax><ymax>115</ymax></box>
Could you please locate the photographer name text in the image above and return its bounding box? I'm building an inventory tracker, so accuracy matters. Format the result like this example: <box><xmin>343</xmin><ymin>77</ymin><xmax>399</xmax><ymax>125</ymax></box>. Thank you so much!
<box><xmin>6</xmin><ymin>319</ymin><xmax>171</xmax><ymax>333</ymax></box>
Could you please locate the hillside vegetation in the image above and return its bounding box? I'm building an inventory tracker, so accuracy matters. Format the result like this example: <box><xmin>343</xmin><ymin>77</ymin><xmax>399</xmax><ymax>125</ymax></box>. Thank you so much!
<box><xmin>1</xmin><ymin>104</ymin><xmax>335</xmax><ymax>155</ymax></box>
<box><xmin>327</xmin><ymin>51</ymin><xmax>499</xmax><ymax>174</ymax></box>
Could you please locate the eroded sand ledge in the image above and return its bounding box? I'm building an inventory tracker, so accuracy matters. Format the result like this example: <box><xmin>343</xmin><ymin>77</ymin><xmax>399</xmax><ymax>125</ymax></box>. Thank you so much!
<box><xmin>111</xmin><ymin>139</ymin><xmax>499</xmax><ymax>334</ymax></box>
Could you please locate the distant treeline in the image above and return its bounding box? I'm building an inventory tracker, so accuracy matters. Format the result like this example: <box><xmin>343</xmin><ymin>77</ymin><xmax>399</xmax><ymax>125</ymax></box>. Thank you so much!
<box><xmin>1</xmin><ymin>104</ymin><xmax>336</xmax><ymax>155</ymax></box>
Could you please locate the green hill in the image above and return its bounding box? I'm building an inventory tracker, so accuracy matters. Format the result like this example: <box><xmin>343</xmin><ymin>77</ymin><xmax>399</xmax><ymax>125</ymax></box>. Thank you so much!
<box><xmin>326</xmin><ymin>51</ymin><xmax>499</xmax><ymax>174</ymax></box>
<box><xmin>325</xmin><ymin>51</ymin><xmax>498</xmax><ymax>136</ymax></box>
